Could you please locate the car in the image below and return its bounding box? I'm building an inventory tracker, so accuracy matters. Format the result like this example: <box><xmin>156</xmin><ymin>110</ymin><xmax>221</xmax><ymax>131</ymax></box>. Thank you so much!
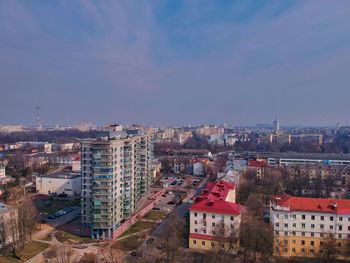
<box><xmin>152</xmin><ymin>207</ymin><xmax>161</xmax><ymax>211</ymax></box>
<box><xmin>58</xmin><ymin>193</ymin><xmax>68</xmax><ymax>198</ymax></box>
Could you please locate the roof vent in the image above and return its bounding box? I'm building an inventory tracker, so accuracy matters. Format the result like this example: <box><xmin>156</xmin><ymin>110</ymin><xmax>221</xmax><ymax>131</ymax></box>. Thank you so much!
<box><xmin>332</xmin><ymin>203</ymin><xmax>337</xmax><ymax>210</ymax></box>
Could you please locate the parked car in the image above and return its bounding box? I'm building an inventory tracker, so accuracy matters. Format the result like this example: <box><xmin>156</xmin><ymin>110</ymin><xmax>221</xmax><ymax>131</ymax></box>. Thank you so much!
<box><xmin>58</xmin><ymin>193</ymin><xmax>68</xmax><ymax>198</ymax></box>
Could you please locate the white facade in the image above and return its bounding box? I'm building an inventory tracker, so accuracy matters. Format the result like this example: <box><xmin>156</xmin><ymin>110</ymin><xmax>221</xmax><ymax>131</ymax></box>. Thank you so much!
<box><xmin>0</xmin><ymin>166</ymin><xmax>5</xmax><ymax>178</ymax></box>
<box><xmin>193</xmin><ymin>162</ymin><xmax>205</xmax><ymax>176</ymax></box>
<box><xmin>72</xmin><ymin>159</ymin><xmax>81</xmax><ymax>172</ymax></box>
<box><xmin>35</xmin><ymin>174</ymin><xmax>81</xmax><ymax>196</ymax></box>
<box><xmin>190</xmin><ymin>210</ymin><xmax>241</xmax><ymax>237</ymax></box>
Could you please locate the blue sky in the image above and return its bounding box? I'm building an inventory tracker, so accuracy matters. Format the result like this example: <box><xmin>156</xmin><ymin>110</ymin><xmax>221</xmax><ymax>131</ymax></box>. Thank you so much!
<box><xmin>1</xmin><ymin>0</ymin><xmax>350</xmax><ymax>126</ymax></box>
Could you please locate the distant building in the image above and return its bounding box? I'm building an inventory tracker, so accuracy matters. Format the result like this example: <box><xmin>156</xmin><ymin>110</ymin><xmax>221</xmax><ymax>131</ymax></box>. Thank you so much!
<box><xmin>273</xmin><ymin>119</ymin><xmax>280</xmax><ymax>131</ymax></box>
<box><xmin>71</xmin><ymin>156</ymin><xmax>81</xmax><ymax>172</ymax></box>
<box><xmin>34</xmin><ymin>170</ymin><xmax>81</xmax><ymax>196</ymax></box>
<box><xmin>0</xmin><ymin>203</ymin><xmax>18</xmax><ymax>248</ymax></box>
<box><xmin>288</xmin><ymin>134</ymin><xmax>323</xmax><ymax>146</ymax></box>
<box><xmin>270</xmin><ymin>196</ymin><xmax>350</xmax><ymax>259</ymax></box>
<box><xmin>189</xmin><ymin>180</ymin><xmax>241</xmax><ymax>253</ymax></box>
<box><xmin>0</xmin><ymin>165</ymin><xmax>12</xmax><ymax>185</ymax></box>
<box><xmin>247</xmin><ymin>160</ymin><xmax>269</xmax><ymax>179</ymax></box>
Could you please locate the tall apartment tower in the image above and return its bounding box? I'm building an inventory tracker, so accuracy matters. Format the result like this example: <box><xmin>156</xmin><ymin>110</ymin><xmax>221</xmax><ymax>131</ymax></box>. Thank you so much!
<box><xmin>81</xmin><ymin>125</ymin><xmax>155</xmax><ymax>240</ymax></box>
<box><xmin>273</xmin><ymin>119</ymin><xmax>280</xmax><ymax>131</ymax></box>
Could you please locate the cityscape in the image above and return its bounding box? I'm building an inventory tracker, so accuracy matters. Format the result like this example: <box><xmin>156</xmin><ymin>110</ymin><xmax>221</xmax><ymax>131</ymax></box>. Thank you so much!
<box><xmin>1</xmin><ymin>1</ymin><xmax>350</xmax><ymax>263</ymax></box>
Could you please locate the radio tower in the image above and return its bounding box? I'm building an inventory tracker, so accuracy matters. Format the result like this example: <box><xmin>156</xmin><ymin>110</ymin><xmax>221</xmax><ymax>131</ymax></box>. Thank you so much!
<box><xmin>36</xmin><ymin>106</ymin><xmax>42</xmax><ymax>130</ymax></box>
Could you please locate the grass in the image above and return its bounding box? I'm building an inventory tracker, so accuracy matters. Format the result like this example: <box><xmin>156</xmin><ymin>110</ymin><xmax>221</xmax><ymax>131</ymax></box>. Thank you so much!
<box><xmin>112</xmin><ymin>235</ymin><xmax>144</xmax><ymax>251</ymax></box>
<box><xmin>143</xmin><ymin>210</ymin><xmax>167</xmax><ymax>221</ymax></box>
<box><xmin>56</xmin><ymin>231</ymin><xmax>94</xmax><ymax>244</ymax></box>
<box><xmin>36</xmin><ymin>198</ymin><xmax>80</xmax><ymax>215</ymax></box>
<box><xmin>119</xmin><ymin>221</ymin><xmax>155</xmax><ymax>237</ymax></box>
<box><xmin>0</xmin><ymin>241</ymin><xmax>49</xmax><ymax>263</ymax></box>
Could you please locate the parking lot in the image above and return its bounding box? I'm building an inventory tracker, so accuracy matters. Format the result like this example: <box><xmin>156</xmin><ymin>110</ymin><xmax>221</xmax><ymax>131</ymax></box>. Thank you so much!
<box><xmin>42</xmin><ymin>205</ymin><xmax>81</xmax><ymax>228</ymax></box>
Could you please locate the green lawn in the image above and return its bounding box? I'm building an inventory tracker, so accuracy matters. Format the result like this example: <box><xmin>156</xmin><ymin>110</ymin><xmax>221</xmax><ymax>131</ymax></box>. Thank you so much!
<box><xmin>36</xmin><ymin>198</ymin><xmax>80</xmax><ymax>215</ymax></box>
<box><xmin>112</xmin><ymin>235</ymin><xmax>144</xmax><ymax>251</ymax></box>
<box><xmin>143</xmin><ymin>210</ymin><xmax>167</xmax><ymax>221</ymax></box>
<box><xmin>0</xmin><ymin>241</ymin><xmax>49</xmax><ymax>263</ymax></box>
<box><xmin>56</xmin><ymin>231</ymin><xmax>94</xmax><ymax>244</ymax></box>
<box><xmin>119</xmin><ymin>221</ymin><xmax>155</xmax><ymax>237</ymax></box>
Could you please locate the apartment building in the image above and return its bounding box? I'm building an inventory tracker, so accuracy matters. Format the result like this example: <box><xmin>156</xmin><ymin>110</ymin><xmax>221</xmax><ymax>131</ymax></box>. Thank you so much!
<box><xmin>189</xmin><ymin>180</ymin><xmax>241</xmax><ymax>253</ymax></box>
<box><xmin>81</xmin><ymin>126</ymin><xmax>155</xmax><ymax>240</ymax></box>
<box><xmin>0</xmin><ymin>203</ymin><xmax>18</xmax><ymax>248</ymax></box>
<box><xmin>270</xmin><ymin>195</ymin><xmax>350</xmax><ymax>259</ymax></box>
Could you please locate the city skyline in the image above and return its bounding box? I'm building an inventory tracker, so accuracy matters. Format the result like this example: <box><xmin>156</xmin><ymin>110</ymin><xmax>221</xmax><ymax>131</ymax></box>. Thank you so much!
<box><xmin>1</xmin><ymin>1</ymin><xmax>350</xmax><ymax>126</ymax></box>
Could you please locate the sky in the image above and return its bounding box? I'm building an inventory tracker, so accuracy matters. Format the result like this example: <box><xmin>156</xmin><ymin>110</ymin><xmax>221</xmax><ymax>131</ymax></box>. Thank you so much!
<box><xmin>1</xmin><ymin>0</ymin><xmax>350</xmax><ymax>127</ymax></box>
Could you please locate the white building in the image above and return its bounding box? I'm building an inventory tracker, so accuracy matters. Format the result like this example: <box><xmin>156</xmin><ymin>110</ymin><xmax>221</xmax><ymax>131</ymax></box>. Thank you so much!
<box><xmin>35</xmin><ymin>171</ymin><xmax>81</xmax><ymax>196</ymax></box>
<box><xmin>193</xmin><ymin>162</ymin><xmax>205</xmax><ymax>176</ymax></box>
<box><xmin>270</xmin><ymin>195</ymin><xmax>350</xmax><ymax>259</ymax></box>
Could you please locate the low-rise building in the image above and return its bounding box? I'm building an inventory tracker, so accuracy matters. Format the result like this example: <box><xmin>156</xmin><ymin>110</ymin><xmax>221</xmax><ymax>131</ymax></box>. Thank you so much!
<box><xmin>35</xmin><ymin>170</ymin><xmax>81</xmax><ymax>196</ymax></box>
<box><xmin>0</xmin><ymin>203</ymin><xmax>18</xmax><ymax>248</ymax></box>
<box><xmin>270</xmin><ymin>195</ymin><xmax>350</xmax><ymax>259</ymax></box>
<box><xmin>189</xmin><ymin>180</ymin><xmax>241</xmax><ymax>253</ymax></box>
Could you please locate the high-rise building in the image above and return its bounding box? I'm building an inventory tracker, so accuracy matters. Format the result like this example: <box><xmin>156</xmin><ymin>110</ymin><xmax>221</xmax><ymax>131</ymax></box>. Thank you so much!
<box><xmin>273</xmin><ymin>119</ymin><xmax>280</xmax><ymax>131</ymax></box>
<box><xmin>81</xmin><ymin>125</ymin><xmax>155</xmax><ymax>240</ymax></box>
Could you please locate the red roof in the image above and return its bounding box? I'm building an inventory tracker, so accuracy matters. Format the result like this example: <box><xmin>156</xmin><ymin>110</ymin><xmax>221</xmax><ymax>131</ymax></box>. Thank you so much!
<box><xmin>203</xmin><ymin>180</ymin><xmax>236</xmax><ymax>201</ymax></box>
<box><xmin>272</xmin><ymin>195</ymin><xmax>350</xmax><ymax>214</ymax></box>
<box><xmin>73</xmin><ymin>156</ymin><xmax>81</xmax><ymax>161</ymax></box>
<box><xmin>248</xmin><ymin>160</ymin><xmax>268</xmax><ymax>167</ymax></box>
<box><xmin>190</xmin><ymin>180</ymin><xmax>240</xmax><ymax>215</ymax></box>
<box><xmin>190</xmin><ymin>199</ymin><xmax>241</xmax><ymax>215</ymax></box>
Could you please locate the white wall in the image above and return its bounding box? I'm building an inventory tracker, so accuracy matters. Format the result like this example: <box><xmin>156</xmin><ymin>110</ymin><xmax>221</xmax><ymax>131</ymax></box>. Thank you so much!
<box><xmin>35</xmin><ymin>176</ymin><xmax>81</xmax><ymax>196</ymax></box>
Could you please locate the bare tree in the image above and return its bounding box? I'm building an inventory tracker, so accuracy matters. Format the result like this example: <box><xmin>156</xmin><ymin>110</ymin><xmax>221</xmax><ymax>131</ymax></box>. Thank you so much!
<box><xmin>55</xmin><ymin>244</ymin><xmax>74</xmax><ymax>263</ymax></box>
<box><xmin>319</xmin><ymin>233</ymin><xmax>338</xmax><ymax>263</ymax></box>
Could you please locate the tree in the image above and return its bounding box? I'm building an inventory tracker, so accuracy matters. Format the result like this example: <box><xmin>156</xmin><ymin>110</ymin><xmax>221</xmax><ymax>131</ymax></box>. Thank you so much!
<box><xmin>319</xmin><ymin>233</ymin><xmax>338</xmax><ymax>263</ymax></box>
<box><xmin>54</xmin><ymin>244</ymin><xmax>74</xmax><ymax>263</ymax></box>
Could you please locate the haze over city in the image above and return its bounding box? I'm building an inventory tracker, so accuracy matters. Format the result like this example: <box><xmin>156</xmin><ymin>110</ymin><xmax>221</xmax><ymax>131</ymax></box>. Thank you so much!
<box><xmin>1</xmin><ymin>0</ymin><xmax>350</xmax><ymax>126</ymax></box>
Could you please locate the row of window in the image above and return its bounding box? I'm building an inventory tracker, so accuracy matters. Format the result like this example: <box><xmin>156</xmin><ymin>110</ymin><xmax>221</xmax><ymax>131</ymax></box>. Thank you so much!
<box><xmin>193</xmin><ymin>212</ymin><xmax>235</xmax><ymax>221</ymax></box>
<box><xmin>192</xmin><ymin>239</ymin><xmax>225</xmax><ymax>248</ymax></box>
<box><xmin>275</xmin><ymin>222</ymin><xmax>349</xmax><ymax>231</ymax></box>
<box><xmin>275</xmin><ymin>230</ymin><xmax>350</xmax><ymax>239</ymax></box>
<box><xmin>276</xmin><ymin>213</ymin><xmax>349</xmax><ymax>222</ymax></box>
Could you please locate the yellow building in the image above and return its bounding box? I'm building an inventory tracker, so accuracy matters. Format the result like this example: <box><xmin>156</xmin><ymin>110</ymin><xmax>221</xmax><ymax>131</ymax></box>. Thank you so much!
<box><xmin>270</xmin><ymin>196</ymin><xmax>350</xmax><ymax>259</ymax></box>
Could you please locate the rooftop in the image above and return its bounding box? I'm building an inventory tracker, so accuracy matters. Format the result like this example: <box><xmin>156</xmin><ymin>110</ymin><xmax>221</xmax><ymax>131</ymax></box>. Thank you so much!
<box><xmin>190</xmin><ymin>180</ymin><xmax>241</xmax><ymax>215</ymax></box>
<box><xmin>40</xmin><ymin>170</ymin><xmax>80</xmax><ymax>179</ymax></box>
<box><xmin>272</xmin><ymin>195</ymin><xmax>350</xmax><ymax>214</ymax></box>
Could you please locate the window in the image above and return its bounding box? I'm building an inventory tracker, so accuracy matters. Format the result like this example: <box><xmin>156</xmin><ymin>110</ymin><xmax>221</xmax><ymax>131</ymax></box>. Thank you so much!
<box><xmin>275</xmin><ymin>231</ymin><xmax>279</xmax><ymax>235</ymax></box>
<box><xmin>202</xmin><ymin>241</ymin><xmax>205</xmax><ymax>246</ymax></box>
<box><xmin>330</xmin><ymin>216</ymin><xmax>334</xmax><ymax>221</ymax></box>
<box><xmin>301</xmin><ymin>223</ymin><xmax>305</xmax><ymax>228</ymax></box>
<box><xmin>203</xmin><ymin>230</ymin><xmax>206</xmax><ymax>234</ymax></box>
<box><xmin>292</xmin><ymin>214</ymin><xmax>296</xmax><ymax>219</ymax></box>
<box><xmin>292</xmin><ymin>223</ymin><xmax>296</xmax><ymax>227</ymax></box>
<box><xmin>284</xmin><ymin>240</ymin><xmax>288</xmax><ymax>245</ymax></box>
<box><xmin>194</xmin><ymin>212</ymin><xmax>197</xmax><ymax>217</ymax></box>
<box><xmin>339</xmin><ymin>225</ymin><xmax>343</xmax><ymax>231</ymax></box>
<box><xmin>310</xmin><ymin>249</ymin><xmax>314</xmax><ymax>255</ymax></box>
<box><xmin>212</xmin><ymin>222</ymin><xmax>215</xmax><ymax>227</ymax></box>
<box><xmin>339</xmin><ymin>217</ymin><xmax>343</xmax><ymax>221</ymax></box>
<box><xmin>302</xmin><ymin>215</ymin><xmax>306</xmax><ymax>220</ymax></box>
<box><xmin>212</xmin><ymin>230</ymin><xmax>216</xmax><ymax>235</ymax></box>
<box><xmin>330</xmin><ymin>225</ymin><xmax>334</xmax><ymax>230</ymax></box>
<box><xmin>348</xmin><ymin>226</ymin><xmax>350</xmax><ymax>231</ymax></box>
<box><xmin>211</xmin><ymin>242</ymin><xmax>214</xmax><ymax>247</ymax></box>
<box><xmin>311</xmin><ymin>224</ymin><xmax>315</xmax><ymax>229</ymax></box>
<box><xmin>194</xmin><ymin>221</ymin><xmax>197</xmax><ymax>225</ymax></box>
<box><xmin>301</xmin><ymin>248</ymin><xmax>305</xmax><ymax>253</ymax></box>
<box><xmin>301</xmin><ymin>240</ymin><xmax>305</xmax><ymax>245</ymax></box>
<box><xmin>284</xmin><ymin>231</ymin><xmax>288</xmax><ymax>236</ymax></box>
<box><xmin>338</xmin><ymin>242</ymin><xmax>342</xmax><ymax>247</ymax></box>
<box><xmin>285</xmin><ymin>214</ymin><xmax>288</xmax><ymax>219</ymax></box>
<box><xmin>276</xmin><ymin>223</ymin><xmax>279</xmax><ymax>227</ymax></box>
<box><xmin>321</xmin><ymin>216</ymin><xmax>324</xmax><ymax>221</ymax></box>
<box><xmin>212</xmin><ymin>214</ymin><xmax>215</xmax><ymax>219</ymax></box>
<box><xmin>292</xmin><ymin>248</ymin><xmax>296</xmax><ymax>253</ymax></box>
<box><xmin>338</xmin><ymin>234</ymin><xmax>342</xmax><ymax>239</ymax></box>
<box><xmin>311</xmin><ymin>233</ymin><xmax>315</xmax><ymax>237</ymax></box>
<box><xmin>320</xmin><ymin>241</ymin><xmax>324</xmax><ymax>246</ymax></box>
<box><xmin>203</xmin><ymin>213</ymin><xmax>206</xmax><ymax>219</ymax></box>
<box><xmin>284</xmin><ymin>223</ymin><xmax>288</xmax><ymax>228</ymax></box>
<box><xmin>320</xmin><ymin>233</ymin><xmax>324</xmax><ymax>238</ymax></box>
<box><xmin>311</xmin><ymin>215</ymin><xmax>315</xmax><ymax>220</ymax></box>
<box><xmin>302</xmin><ymin>232</ymin><xmax>305</xmax><ymax>237</ymax></box>
<box><xmin>292</xmin><ymin>240</ymin><xmax>296</xmax><ymax>244</ymax></box>
<box><xmin>292</xmin><ymin>231</ymin><xmax>296</xmax><ymax>236</ymax></box>
<box><xmin>230</xmin><ymin>216</ymin><xmax>234</xmax><ymax>221</ymax></box>
<box><xmin>320</xmin><ymin>224</ymin><xmax>324</xmax><ymax>229</ymax></box>
<box><xmin>310</xmin><ymin>241</ymin><xmax>314</xmax><ymax>246</ymax></box>
<box><xmin>276</xmin><ymin>214</ymin><xmax>280</xmax><ymax>218</ymax></box>
<box><xmin>194</xmin><ymin>229</ymin><xmax>198</xmax><ymax>233</ymax></box>
<box><xmin>193</xmin><ymin>240</ymin><xmax>197</xmax><ymax>244</ymax></box>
